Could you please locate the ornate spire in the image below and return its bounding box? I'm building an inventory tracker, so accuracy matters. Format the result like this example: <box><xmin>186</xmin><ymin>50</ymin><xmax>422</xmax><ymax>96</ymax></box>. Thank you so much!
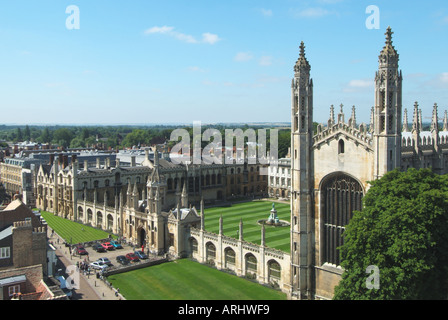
<box><xmin>419</xmin><ymin>109</ymin><xmax>423</xmax><ymax>132</ymax></box>
<box><xmin>370</xmin><ymin>107</ymin><xmax>375</xmax><ymax>133</ymax></box>
<box><xmin>443</xmin><ymin>110</ymin><xmax>448</xmax><ymax>131</ymax></box>
<box><xmin>132</xmin><ymin>182</ymin><xmax>138</xmax><ymax>196</ymax></box>
<box><xmin>431</xmin><ymin>103</ymin><xmax>439</xmax><ymax>133</ymax></box>
<box><xmin>379</xmin><ymin>26</ymin><xmax>399</xmax><ymax>68</ymax></box>
<box><xmin>350</xmin><ymin>106</ymin><xmax>357</xmax><ymax>128</ymax></box>
<box><xmin>337</xmin><ymin>104</ymin><xmax>345</xmax><ymax>124</ymax></box>
<box><xmin>294</xmin><ymin>41</ymin><xmax>311</xmax><ymax>73</ymax></box>
<box><xmin>328</xmin><ymin>105</ymin><xmax>334</xmax><ymax>126</ymax></box>
<box><xmin>261</xmin><ymin>222</ymin><xmax>266</xmax><ymax>247</ymax></box>
<box><xmin>127</xmin><ymin>180</ymin><xmax>132</xmax><ymax>195</ymax></box>
<box><xmin>402</xmin><ymin>108</ymin><xmax>409</xmax><ymax>132</ymax></box>
<box><xmin>385</xmin><ymin>26</ymin><xmax>394</xmax><ymax>46</ymax></box>
<box><xmin>200</xmin><ymin>198</ymin><xmax>205</xmax><ymax>230</ymax></box>
<box><xmin>181</xmin><ymin>182</ymin><xmax>188</xmax><ymax>208</ymax></box>
<box><xmin>412</xmin><ymin>102</ymin><xmax>420</xmax><ymax>133</ymax></box>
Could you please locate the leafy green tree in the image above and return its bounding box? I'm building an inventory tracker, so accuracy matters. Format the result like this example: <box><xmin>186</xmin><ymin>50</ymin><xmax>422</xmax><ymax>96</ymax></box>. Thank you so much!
<box><xmin>40</xmin><ymin>127</ymin><xmax>51</xmax><ymax>143</ymax></box>
<box><xmin>122</xmin><ymin>129</ymin><xmax>150</xmax><ymax>148</ymax></box>
<box><xmin>24</xmin><ymin>125</ymin><xmax>31</xmax><ymax>141</ymax></box>
<box><xmin>333</xmin><ymin>168</ymin><xmax>448</xmax><ymax>300</ymax></box>
<box><xmin>52</xmin><ymin>128</ymin><xmax>74</xmax><ymax>148</ymax></box>
<box><xmin>70</xmin><ymin>136</ymin><xmax>86</xmax><ymax>148</ymax></box>
<box><xmin>15</xmin><ymin>127</ymin><xmax>23</xmax><ymax>142</ymax></box>
<box><xmin>278</xmin><ymin>130</ymin><xmax>291</xmax><ymax>158</ymax></box>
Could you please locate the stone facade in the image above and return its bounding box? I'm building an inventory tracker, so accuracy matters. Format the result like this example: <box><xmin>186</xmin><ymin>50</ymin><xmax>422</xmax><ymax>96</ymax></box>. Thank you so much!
<box><xmin>35</xmin><ymin>147</ymin><xmax>268</xmax><ymax>240</ymax></box>
<box><xmin>268</xmin><ymin>157</ymin><xmax>291</xmax><ymax>199</ymax></box>
<box><xmin>290</xmin><ymin>27</ymin><xmax>448</xmax><ymax>300</ymax></box>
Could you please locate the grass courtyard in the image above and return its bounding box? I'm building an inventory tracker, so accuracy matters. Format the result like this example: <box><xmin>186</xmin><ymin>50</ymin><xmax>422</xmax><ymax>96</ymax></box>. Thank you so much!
<box><xmin>39</xmin><ymin>201</ymin><xmax>291</xmax><ymax>300</ymax></box>
<box><xmin>203</xmin><ymin>200</ymin><xmax>291</xmax><ymax>253</ymax></box>
<box><xmin>107</xmin><ymin>258</ymin><xmax>287</xmax><ymax>300</ymax></box>
<box><xmin>39</xmin><ymin>210</ymin><xmax>115</xmax><ymax>244</ymax></box>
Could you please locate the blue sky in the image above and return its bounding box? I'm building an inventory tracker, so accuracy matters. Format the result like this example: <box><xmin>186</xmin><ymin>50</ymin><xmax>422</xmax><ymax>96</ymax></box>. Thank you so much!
<box><xmin>0</xmin><ymin>0</ymin><xmax>447</xmax><ymax>125</ymax></box>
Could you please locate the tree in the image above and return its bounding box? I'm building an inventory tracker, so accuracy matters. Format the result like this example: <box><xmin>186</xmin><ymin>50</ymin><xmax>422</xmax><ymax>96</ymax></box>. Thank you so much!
<box><xmin>15</xmin><ymin>127</ymin><xmax>23</xmax><ymax>142</ymax></box>
<box><xmin>24</xmin><ymin>125</ymin><xmax>31</xmax><ymax>141</ymax></box>
<box><xmin>40</xmin><ymin>127</ymin><xmax>51</xmax><ymax>143</ymax></box>
<box><xmin>122</xmin><ymin>129</ymin><xmax>150</xmax><ymax>148</ymax></box>
<box><xmin>53</xmin><ymin>128</ymin><xmax>74</xmax><ymax>148</ymax></box>
<box><xmin>333</xmin><ymin>168</ymin><xmax>448</xmax><ymax>300</ymax></box>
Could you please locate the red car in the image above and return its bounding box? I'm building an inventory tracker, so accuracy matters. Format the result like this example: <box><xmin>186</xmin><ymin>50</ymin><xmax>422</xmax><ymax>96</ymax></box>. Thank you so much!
<box><xmin>101</xmin><ymin>242</ymin><xmax>115</xmax><ymax>251</ymax></box>
<box><xmin>126</xmin><ymin>253</ymin><xmax>140</xmax><ymax>263</ymax></box>
<box><xmin>75</xmin><ymin>245</ymin><xmax>88</xmax><ymax>255</ymax></box>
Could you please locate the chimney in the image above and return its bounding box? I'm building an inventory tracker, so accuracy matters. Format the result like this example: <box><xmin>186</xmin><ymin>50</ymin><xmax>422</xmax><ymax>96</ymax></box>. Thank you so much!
<box><xmin>96</xmin><ymin>157</ymin><xmax>100</xmax><ymax>169</ymax></box>
<box><xmin>84</xmin><ymin>160</ymin><xmax>88</xmax><ymax>171</ymax></box>
<box><xmin>63</xmin><ymin>155</ymin><xmax>68</xmax><ymax>169</ymax></box>
<box><xmin>131</xmin><ymin>155</ymin><xmax>136</xmax><ymax>167</ymax></box>
<box><xmin>49</xmin><ymin>154</ymin><xmax>54</xmax><ymax>166</ymax></box>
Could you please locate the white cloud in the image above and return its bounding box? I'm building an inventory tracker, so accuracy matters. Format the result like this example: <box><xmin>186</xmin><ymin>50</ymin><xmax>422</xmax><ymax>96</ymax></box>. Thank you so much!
<box><xmin>260</xmin><ymin>8</ymin><xmax>273</xmax><ymax>17</ymax></box>
<box><xmin>349</xmin><ymin>79</ymin><xmax>373</xmax><ymax>88</ymax></box>
<box><xmin>440</xmin><ymin>72</ymin><xmax>448</xmax><ymax>83</ymax></box>
<box><xmin>234</xmin><ymin>52</ymin><xmax>254</xmax><ymax>62</ymax></box>
<box><xmin>144</xmin><ymin>26</ymin><xmax>174</xmax><ymax>34</ymax></box>
<box><xmin>292</xmin><ymin>7</ymin><xmax>334</xmax><ymax>18</ymax></box>
<box><xmin>187</xmin><ymin>66</ymin><xmax>207</xmax><ymax>73</ymax></box>
<box><xmin>202</xmin><ymin>33</ymin><xmax>221</xmax><ymax>45</ymax></box>
<box><xmin>259</xmin><ymin>56</ymin><xmax>273</xmax><ymax>66</ymax></box>
<box><xmin>343</xmin><ymin>79</ymin><xmax>373</xmax><ymax>92</ymax></box>
<box><xmin>145</xmin><ymin>26</ymin><xmax>220</xmax><ymax>45</ymax></box>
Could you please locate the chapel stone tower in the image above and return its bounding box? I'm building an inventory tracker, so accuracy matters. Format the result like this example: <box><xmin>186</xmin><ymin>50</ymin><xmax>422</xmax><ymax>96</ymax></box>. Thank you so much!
<box><xmin>290</xmin><ymin>41</ymin><xmax>314</xmax><ymax>299</ymax></box>
<box><xmin>373</xmin><ymin>27</ymin><xmax>402</xmax><ymax>178</ymax></box>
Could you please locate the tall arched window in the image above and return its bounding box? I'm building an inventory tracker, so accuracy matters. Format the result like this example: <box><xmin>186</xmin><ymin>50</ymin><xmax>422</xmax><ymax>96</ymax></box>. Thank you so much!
<box><xmin>206</xmin><ymin>242</ymin><xmax>216</xmax><ymax>262</ymax></box>
<box><xmin>321</xmin><ymin>174</ymin><xmax>363</xmax><ymax>266</ymax></box>
<box><xmin>224</xmin><ymin>247</ymin><xmax>236</xmax><ymax>268</ymax></box>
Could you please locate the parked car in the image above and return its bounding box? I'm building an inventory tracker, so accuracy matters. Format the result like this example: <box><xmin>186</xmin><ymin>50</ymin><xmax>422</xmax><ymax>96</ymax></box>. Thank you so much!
<box><xmin>126</xmin><ymin>253</ymin><xmax>140</xmax><ymax>263</ymax></box>
<box><xmin>134</xmin><ymin>250</ymin><xmax>148</xmax><ymax>260</ymax></box>
<box><xmin>89</xmin><ymin>261</ymin><xmax>108</xmax><ymax>270</ymax></box>
<box><xmin>110</xmin><ymin>240</ymin><xmax>123</xmax><ymax>249</ymax></box>
<box><xmin>116</xmin><ymin>255</ymin><xmax>130</xmax><ymax>265</ymax></box>
<box><xmin>101</xmin><ymin>242</ymin><xmax>115</xmax><ymax>251</ymax></box>
<box><xmin>74</xmin><ymin>245</ymin><xmax>88</xmax><ymax>255</ymax></box>
<box><xmin>97</xmin><ymin>257</ymin><xmax>113</xmax><ymax>266</ymax></box>
<box><xmin>92</xmin><ymin>243</ymin><xmax>106</xmax><ymax>253</ymax></box>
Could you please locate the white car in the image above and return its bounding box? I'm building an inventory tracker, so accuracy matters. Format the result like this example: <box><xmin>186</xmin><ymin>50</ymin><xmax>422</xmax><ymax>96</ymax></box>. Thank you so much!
<box><xmin>96</xmin><ymin>257</ymin><xmax>113</xmax><ymax>266</ymax></box>
<box><xmin>89</xmin><ymin>261</ymin><xmax>108</xmax><ymax>270</ymax></box>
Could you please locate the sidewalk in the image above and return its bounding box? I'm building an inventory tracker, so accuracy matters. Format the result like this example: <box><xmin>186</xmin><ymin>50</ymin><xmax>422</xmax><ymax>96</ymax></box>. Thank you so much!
<box><xmin>48</xmin><ymin>228</ymin><xmax>125</xmax><ymax>300</ymax></box>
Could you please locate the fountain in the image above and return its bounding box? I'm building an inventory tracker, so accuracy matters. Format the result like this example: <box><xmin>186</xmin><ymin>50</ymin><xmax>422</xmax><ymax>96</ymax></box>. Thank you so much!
<box><xmin>257</xmin><ymin>203</ymin><xmax>290</xmax><ymax>227</ymax></box>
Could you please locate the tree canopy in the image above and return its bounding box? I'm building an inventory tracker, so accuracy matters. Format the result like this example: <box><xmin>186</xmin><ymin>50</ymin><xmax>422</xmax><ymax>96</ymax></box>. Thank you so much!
<box><xmin>333</xmin><ymin>168</ymin><xmax>448</xmax><ymax>300</ymax></box>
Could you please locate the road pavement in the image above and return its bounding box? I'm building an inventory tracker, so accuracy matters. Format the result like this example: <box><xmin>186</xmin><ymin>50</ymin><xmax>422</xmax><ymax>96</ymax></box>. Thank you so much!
<box><xmin>48</xmin><ymin>228</ymin><xmax>129</xmax><ymax>300</ymax></box>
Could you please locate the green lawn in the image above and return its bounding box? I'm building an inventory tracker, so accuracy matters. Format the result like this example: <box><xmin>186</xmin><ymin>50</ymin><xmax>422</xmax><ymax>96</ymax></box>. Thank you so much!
<box><xmin>40</xmin><ymin>210</ymin><xmax>115</xmax><ymax>244</ymax></box>
<box><xmin>204</xmin><ymin>201</ymin><xmax>291</xmax><ymax>253</ymax></box>
<box><xmin>107</xmin><ymin>259</ymin><xmax>287</xmax><ymax>300</ymax></box>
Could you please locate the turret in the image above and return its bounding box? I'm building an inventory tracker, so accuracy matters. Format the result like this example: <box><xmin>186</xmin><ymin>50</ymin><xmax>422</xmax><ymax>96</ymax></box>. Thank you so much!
<box><xmin>373</xmin><ymin>27</ymin><xmax>402</xmax><ymax>178</ymax></box>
